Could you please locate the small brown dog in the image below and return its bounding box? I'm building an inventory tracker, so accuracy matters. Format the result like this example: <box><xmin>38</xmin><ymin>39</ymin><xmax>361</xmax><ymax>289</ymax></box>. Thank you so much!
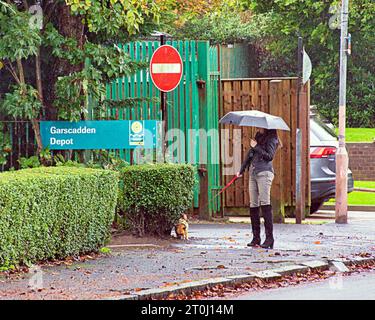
<box><xmin>175</xmin><ymin>213</ymin><xmax>189</xmax><ymax>240</ymax></box>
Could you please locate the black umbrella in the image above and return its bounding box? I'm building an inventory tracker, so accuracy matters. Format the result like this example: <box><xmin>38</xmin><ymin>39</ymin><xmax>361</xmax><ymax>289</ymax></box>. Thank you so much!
<box><xmin>219</xmin><ymin>110</ymin><xmax>290</xmax><ymax>131</ymax></box>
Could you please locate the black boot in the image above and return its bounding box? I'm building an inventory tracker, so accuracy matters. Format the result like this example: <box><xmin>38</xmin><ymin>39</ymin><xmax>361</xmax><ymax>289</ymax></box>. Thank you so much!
<box><xmin>260</xmin><ymin>205</ymin><xmax>274</xmax><ymax>249</ymax></box>
<box><xmin>247</xmin><ymin>207</ymin><xmax>261</xmax><ymax>247</ymax></box>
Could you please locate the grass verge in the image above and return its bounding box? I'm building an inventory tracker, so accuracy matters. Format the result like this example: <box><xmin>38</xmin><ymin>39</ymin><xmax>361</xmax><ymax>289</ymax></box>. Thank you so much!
<box><xmin>326</xmin><ymin>181</ymin><xmax>375</xmax><ymax>206</ymax></box>
<box><xmin>335</xmin><ymin>128</ymin><xmax>375</xmax><ymax>142</ymax></box>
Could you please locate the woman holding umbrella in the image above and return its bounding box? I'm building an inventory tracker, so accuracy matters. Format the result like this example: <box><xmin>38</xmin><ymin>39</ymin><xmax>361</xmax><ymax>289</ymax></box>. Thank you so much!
<box><xmin>219</xmin><ymin>110</ymin><xmax>288</xmax><ymax>250</ymax></box>
<box><xmin>236</xmin><ymin>128</ymin><xmax>280</xmax><ymax>249</ymax></box>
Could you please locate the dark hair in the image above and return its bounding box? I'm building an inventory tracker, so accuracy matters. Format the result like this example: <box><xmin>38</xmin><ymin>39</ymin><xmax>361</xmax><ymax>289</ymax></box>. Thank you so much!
<box><xmin>258</xmin><ymin>129</ymin><xmax>283</xmax><ymax>148</ymax></box>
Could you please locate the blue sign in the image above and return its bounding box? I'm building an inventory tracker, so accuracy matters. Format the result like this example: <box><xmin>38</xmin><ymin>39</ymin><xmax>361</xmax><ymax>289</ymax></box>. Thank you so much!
<box><xmin>40</xmin><ymin>120</ymin><xmax>159</xmax><ymax>150</ymax></box>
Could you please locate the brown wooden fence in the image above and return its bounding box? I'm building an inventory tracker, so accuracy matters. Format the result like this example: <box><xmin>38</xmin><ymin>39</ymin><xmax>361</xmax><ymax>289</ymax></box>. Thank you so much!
<box><xmin>220</xmin><ymin>78</ymin><xmax>310</xmax><ymax>221</ymax></box>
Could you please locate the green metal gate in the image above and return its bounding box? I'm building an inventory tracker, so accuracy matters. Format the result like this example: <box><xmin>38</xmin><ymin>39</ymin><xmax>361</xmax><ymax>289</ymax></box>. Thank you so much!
<box><xmin>102</xmin><ymin>40</ymin><xmax>221</xmax><ymax>217</ymax></box>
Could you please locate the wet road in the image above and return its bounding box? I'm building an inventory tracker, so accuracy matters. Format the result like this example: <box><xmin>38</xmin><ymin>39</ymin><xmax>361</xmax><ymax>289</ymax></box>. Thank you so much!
<box><xmin>223</xmin><ymin>270</ymin><xmax>375</xmax><ymax>300</ymax></box>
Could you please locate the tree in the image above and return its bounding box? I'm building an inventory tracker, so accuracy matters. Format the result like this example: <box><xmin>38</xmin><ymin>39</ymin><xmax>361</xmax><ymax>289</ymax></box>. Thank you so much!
<box><xmin>0</xmin><ymin>0</ymin><xmax>161</xmax><ymax>153</ymax></box>
<box><xmin>247</xmin><ymin>0</ymin><xmax>375</xmax><ymax>127</ymax></box>
<box><xmin>171</xmin><ymin>7</ymin><xmax>270</xmax><ymax>44</ymax></box>
<box><xmin>159</xmin><ymin>0</ymin><xmax>266</xmax><ymax>43</ymax></box>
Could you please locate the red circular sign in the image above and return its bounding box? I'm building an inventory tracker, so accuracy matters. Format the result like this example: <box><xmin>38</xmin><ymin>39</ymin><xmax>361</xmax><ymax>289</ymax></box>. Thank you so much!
<box><xmin>150</xmin><ymin>45</ymin><xmax>183</xmax><ymax>92</ymax></box>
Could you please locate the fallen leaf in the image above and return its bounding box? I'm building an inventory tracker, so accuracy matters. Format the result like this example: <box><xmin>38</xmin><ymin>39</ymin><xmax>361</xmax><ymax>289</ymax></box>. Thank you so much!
<box><xmin>173</xmin><ymin>249</ymin><xmax>184</xmax><ymax>253</ymax></box>
<box><xmin>162</xmin><ymin>282</ymin><xmax>176</xmax><ymax>287</ymax></box>
<box><xmin>222</xmin><ymin>237</ymin><xmax>233</xmax><ymax>241</ymax></box>
<box><xmin>180</xmin><ymin>279</ymin><xmax>192</xmax><ymax>284</ymax></box>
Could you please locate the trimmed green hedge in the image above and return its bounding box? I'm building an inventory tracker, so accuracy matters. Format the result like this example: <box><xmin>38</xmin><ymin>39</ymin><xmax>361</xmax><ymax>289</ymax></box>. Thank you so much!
<box><xmin>118</xmin><ymin>164</ymin><xmax>195</xmax><ymax>236</ymax></box>
<box><xmin>0</xmin><ymin>167</ymin><xmax>118</xmax><ymax>268</ymax></box>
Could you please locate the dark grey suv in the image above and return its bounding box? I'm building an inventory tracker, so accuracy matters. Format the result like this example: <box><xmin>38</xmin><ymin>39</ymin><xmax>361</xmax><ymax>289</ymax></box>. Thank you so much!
<box><xmin>310</xmin><ymin>116</ymin><xmax>354</xmax><ymax>213</ymax></box>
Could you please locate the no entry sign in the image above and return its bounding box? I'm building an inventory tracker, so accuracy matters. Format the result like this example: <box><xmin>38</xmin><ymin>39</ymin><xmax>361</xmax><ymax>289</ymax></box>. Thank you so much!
<box><xmin>150</xmin><ymin>45</ymin><xmax>183</xmax><ymax>92</ymax></box>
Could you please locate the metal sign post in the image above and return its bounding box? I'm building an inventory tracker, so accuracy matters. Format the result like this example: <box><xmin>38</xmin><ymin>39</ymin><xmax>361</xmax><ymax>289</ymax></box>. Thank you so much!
<box><xmin>296</xmin><ymin>37</ymin><xmax>313</xmax><ymax>224</ymax></box>
<box><xmin>296</xmin><ymin>36</ymin><xmax>304</xmax><ymax>224</ymax></box>
<box><xmin>160</xmin><ymin>35</ymin><xmax>167</xmax><ymax>159</ymax></box>
<box><xmin>335</xmin><ymin>0</ymin><xmax>350</xmax><ymax>224</ymax></box>
<box><xmin>150</xmin><ymin>35</ymin><xmax>183</xmax><ymax>159</ymax></box>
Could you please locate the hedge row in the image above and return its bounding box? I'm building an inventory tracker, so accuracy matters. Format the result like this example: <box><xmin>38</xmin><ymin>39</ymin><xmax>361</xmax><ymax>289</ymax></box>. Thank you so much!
<box><xmin>118</xmin><ymin>164</ymin><xmax>195</xmax><ymax>237</ymax></box>
<box><xmin>0</xmin><ymin>167</ymin><xmax>118</xmax><ymax>268</ymax></box>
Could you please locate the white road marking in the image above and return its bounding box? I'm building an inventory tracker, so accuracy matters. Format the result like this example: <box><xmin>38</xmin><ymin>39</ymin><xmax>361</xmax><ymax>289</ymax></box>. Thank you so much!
<box><xmin>152</xmin><ymin>63</ymin><xmax>181</xmax><ymax>74</ymax></box>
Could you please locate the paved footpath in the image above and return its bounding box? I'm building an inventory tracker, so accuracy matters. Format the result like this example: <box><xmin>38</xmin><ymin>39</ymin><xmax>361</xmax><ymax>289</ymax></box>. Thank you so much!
<box><xmin>0</xmin><ymin>211</ymin><xmax>374</xmax><ymax>300</ymax></box>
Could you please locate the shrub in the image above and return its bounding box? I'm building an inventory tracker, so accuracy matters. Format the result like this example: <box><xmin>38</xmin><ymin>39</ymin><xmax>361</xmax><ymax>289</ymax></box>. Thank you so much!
<box><xmin>118</xmin><ymin>164</ymin><xmax>195</xmax><ymax>237</ymax></box>
<box><xmin>0</xmin><ymin>167</ymin><xmax>118</xmax><ymax>268</ymax></box>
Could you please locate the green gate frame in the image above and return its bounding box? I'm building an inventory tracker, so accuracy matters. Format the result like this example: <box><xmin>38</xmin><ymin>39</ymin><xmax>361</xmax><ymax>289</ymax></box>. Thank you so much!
<box><xmin>101</xmin><ymin>40</ymin><xmax>221</xmax><ymax>219</ymax></box>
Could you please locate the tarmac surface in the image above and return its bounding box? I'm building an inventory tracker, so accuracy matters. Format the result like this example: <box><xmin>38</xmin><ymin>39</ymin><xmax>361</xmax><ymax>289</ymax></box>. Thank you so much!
<box><xmin>225</xmin><ymin>269</ymin><xmax>375</xmax><ymax>300</ymax></box>
<box><xmin>0</xmin><ymin>211</ymin><xmax>374</xmax><ymax>300</ymax></box>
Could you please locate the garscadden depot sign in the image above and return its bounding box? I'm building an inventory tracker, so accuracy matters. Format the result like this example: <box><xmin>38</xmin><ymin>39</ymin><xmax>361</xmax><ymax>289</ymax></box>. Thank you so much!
<box><xmin>40</xmin><ymin>120</ymin><xmax>159</xmax><ymax>150</ymax></box>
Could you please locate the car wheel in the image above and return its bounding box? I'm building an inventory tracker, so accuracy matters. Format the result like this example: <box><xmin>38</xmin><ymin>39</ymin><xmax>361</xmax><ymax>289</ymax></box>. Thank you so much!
<box><xmin>310</xmin><ymin>201</ymin><xmax>325</xmax><ymax>214</ymax></box>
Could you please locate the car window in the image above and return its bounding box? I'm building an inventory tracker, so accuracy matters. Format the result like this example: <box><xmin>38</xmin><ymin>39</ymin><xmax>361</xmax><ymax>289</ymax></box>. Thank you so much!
<box><xmin>314</xmin><ymin>117</ymin><xmax>338</xmax><ymax>137</ymax></box>
<box><xmin>310</xmin><ymin>129</ymin><xmax>321</xmax><ymax>145</ymax></box>
<box><xmin>310</xmin><ymin>118</ymin><xmax>337</xmax><ymax>142</ymax></box>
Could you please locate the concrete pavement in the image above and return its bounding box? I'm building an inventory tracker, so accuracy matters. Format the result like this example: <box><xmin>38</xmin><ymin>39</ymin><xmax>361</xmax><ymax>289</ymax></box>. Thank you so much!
<box><xmin>0</xmin><ymin>211</ymin><xmax>374</xmax><ymax>299</ymax></box>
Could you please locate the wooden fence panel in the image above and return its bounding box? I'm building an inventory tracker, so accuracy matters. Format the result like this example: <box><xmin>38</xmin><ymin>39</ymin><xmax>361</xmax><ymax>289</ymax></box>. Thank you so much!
<box><xmin>220</xmin><ymin>78</ymin><xmax>310</xmax><ymax>220</ymax></box>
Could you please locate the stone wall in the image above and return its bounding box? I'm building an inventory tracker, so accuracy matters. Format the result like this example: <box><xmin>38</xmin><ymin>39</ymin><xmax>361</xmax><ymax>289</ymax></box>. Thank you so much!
<box><xmin>347</xmin><ymin>142</ymin><xmax>375</xmax><ymax>181</ymax></box>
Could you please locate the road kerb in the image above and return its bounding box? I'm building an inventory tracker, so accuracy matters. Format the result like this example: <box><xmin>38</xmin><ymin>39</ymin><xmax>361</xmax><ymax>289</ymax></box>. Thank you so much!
<box><xmin>107</xmin><ymin>257</ymin><xmax>374</xmax><ymax>300</ymax></box>
<box><xmin>329</xmin><ymin>261</ymin><xmax>350</xmax><ymax>273</ymax></box>
<box><xmin>252</xmin><ymin>270</ymin><xmax>282</xmax><ymax>279</ymax></box>
<box><xmin>300</xmin><ymin>260</ymin><xmax>330</xmax><ymax>270</ymax></box>
<box><xmin>269</xmin><ymin>265</ymin><xmax>310</xmax><ymax>276</ymax></box>
<box><xmin>342</xmin><ymin>256</ymin><xmax>375</xmax><ymax>266</ymax></box>
<box><xmin>226</xmin><ymin>274</ymin><xmax>256</xmax><ymax>284</ymax></box>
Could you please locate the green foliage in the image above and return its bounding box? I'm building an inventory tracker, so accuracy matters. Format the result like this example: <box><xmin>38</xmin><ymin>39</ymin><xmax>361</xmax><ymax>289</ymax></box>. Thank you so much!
<box><xmin>248</xmin><ymin>0</ymin><xmax>375</xmax><ymax>127</ymax></box>
<box><xmin>0</xmin><ymin>5</ymin><xmax>41</xmax><ymax>61</ymax></box>
<box><xmin>169</xmin><ymin>0</ymin><xmax>270</xmax><ymax>44</ymax></box>
<box><xmin>42</xmin><ymin>23</ymin><xmax>85</xmax><ymax>65</ymax></box>
<box><xmin>0</xmin><ymin>144</ymin><xmax>11</xmax><ymax>166</ymax></box>
<box><xmin>66</xmin><ymin>0</ymin><xmax>160</xmax><ymax>38</ymax></box>
<box><xmin>0</xmin><ymin>84</ymin><xmax>42</xmax><ymax>119</ymax></box>
<box><xmin>43</xmin><ymin>23</ymin><xmax>147</xmax><ymax>121</ymax></box>
<box><xmin>0</xmin><ymin>167</ymin><xmax>118</xmax><ymax>268</ymax></box>
<box><xmin>16</xmin><ymin>150</ymin><xmax>130</xmax><ymax>171</ymax></box>
<box><xmin>172</xmin><ymin>10</ymin><xmax>270</xmax><ymax>44</ymax></box>
<box><xmin>52</xmin><ymin>154</ymin><xmax>84</xmax><ymax>168</ymax></box>
<box><xmin>0</xmin><ymin>125</ymin><xmax>11</xmax><ymax>166</ymax></box>
<box><xmin>18</xmin><ymin>155</ymin><xmax>40</xmax><ymax>169</ymax></box>
<box><xmin>86</xmin><ymin>150</ymin><xmax>130</xmax><ymax>171</ymax></box>
<box><xmin>39</xmin><ymin>147</ymin><xmax>53</xmax><ymax>166</ymax></box>
<box><xmin>118</xmin><ymin>164</ymin><xmax>195</xmax><ymax>237</ymax></box>
<box><xmin>0</xmin><ymin>0</ymin><xmax>162</xmax><ymax>152</ymax></box>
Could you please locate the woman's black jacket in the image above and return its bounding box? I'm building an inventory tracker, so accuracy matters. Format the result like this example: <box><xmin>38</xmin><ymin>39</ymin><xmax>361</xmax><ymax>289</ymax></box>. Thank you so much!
<box><xmin>239</xmin><ymin>131</ymin><xmax>279</xmax><ymax>175</ymax></box>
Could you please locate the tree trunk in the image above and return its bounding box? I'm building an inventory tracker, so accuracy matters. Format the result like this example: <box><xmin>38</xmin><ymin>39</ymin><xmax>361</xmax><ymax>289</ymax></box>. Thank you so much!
<box><xmin>44</xmin><ymin>3</ymin><xmax>86</xmax><ymax>120</ymax></box>
<box><xmin>16</xmin><ymin>57</ymin><xmax>44</xmax><ymax>153</ymax></box>
<box><xmin>31</xmin><ymin>118</ymin><xmax>43</xmax><ymax>154</ymax></box>
<box><xmin>35</xmin><ymin>48</ymin><xmax>44</xmax><ymax>103</ymax></box>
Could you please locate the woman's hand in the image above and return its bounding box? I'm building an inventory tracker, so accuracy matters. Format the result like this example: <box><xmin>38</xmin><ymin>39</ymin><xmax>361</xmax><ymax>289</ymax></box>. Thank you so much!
<box><xmin>250</xmin><ymin>139</ymin><xmax>257</xmax><ymax>148</ymax></box>
<box><xmin>236</xmin><ymin>172</ymin><xmax>242</xmax><ymax>178</ymax></box>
